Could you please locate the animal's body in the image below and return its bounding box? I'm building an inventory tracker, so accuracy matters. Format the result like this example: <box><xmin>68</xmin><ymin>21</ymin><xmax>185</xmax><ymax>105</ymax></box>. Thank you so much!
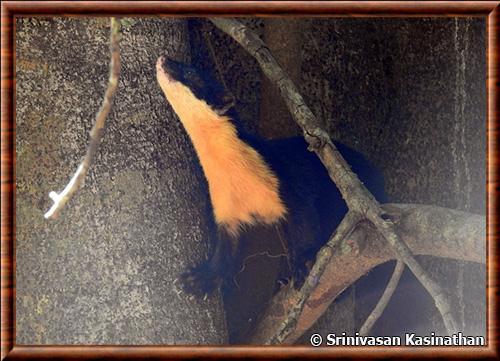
<box><xmin>156</xmin><ymin>56</ymin><xmax>386</xmax><ymax>296</ymax></box>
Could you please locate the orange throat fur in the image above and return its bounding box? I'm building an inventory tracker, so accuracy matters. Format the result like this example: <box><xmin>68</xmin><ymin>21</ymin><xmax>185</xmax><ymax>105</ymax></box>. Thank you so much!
<box><xmin>157</xmin><ymin>69</ymin><xmax>287</xmax><ymax>236</ymax></box>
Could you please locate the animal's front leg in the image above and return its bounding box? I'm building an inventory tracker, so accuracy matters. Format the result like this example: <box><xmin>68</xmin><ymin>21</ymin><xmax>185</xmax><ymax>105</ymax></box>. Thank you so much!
<box><xmin>180</xmin><ymin>233</ymin><xmax>234</xmax><ymax>297</ymax></box>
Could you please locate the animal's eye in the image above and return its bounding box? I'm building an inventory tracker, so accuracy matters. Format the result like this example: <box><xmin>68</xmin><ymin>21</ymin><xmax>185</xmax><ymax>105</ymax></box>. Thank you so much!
<box><xmin>185</xmin><ymin>68</ymin><xmax>196</xmax><ymax>78</ymax></box>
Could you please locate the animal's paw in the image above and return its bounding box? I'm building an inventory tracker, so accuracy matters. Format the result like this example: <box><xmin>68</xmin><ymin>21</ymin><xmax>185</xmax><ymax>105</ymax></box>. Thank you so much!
<box><xmin>179</xmin><ymin>263</ymin><xmax>221</xmax><ymax>297</ymax></box>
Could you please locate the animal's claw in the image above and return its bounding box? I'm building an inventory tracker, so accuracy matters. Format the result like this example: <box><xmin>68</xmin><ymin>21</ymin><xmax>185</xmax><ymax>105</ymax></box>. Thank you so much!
<box><xmin>179</xmin><ymin>262</ymin><xmax>221</xmax><ymax>297</ymax></box>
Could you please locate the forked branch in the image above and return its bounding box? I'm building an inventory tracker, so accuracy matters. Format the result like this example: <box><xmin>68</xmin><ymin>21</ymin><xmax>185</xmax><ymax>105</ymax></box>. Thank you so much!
<box><xmin>250</xmin><ymin>204</ymin><xmax>484</xmax><ymax>344</ymax></box>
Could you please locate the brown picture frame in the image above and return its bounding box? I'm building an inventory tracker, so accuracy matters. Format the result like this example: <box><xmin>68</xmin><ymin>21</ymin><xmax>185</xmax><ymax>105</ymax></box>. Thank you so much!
<box><xmin>1</xmin><ymin>1</ymin><xmax>498</xmax><ymax>359</ymax></box>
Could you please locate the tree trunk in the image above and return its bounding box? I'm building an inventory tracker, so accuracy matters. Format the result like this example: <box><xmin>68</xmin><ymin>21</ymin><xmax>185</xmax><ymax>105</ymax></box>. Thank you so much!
<box><xmin>15</xmin><ymin>17</ymin><xmax>227</xmax><ymax>345</ymax></box>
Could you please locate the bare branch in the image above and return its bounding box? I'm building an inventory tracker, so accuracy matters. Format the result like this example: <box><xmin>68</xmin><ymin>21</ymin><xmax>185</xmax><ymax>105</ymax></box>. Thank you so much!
<box><xmin>45</xmin><ymin>17</ymin><xmax>121</xmax><ymax>219</ymax></box>
<box><xmin>210</xmin><ymin>17</ymin><xmax>462</xmax><ymax>339</ymax></box>
<box><xmin>359</xmin><ymin>260</ymin><xmax>405</xmax><ymax>336</ymax></box>
<box><xmin>250</xmin><ymin>204</ymin><xmax>484</xmax><ymax>344</ymax></box>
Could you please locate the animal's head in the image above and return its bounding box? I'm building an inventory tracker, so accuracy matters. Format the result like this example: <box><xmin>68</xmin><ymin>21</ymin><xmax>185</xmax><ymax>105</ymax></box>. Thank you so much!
<box><xmin>156</xmin><ymin>56</ymin><xmax>235</xmax><ymax>121</ymax></box>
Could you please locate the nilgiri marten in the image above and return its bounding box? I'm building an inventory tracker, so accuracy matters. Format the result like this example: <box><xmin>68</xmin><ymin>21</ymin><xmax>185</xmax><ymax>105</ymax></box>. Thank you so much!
<box><xmin>156</xmin><ymin>56</ymin><xmax>386</xmax><ymax>297</ymax></box>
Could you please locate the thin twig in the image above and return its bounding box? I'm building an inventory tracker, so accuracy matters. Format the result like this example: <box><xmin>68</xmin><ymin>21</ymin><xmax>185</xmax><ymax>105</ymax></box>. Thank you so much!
<box><xmin>45</xmin><ymin>18</ymin><xmax>121</xmax><ymax>219</ymax></box>
<box><xmin>359</xmin><ymin>260</ymin><xmax>405</xmax><ymax>336</ymax></box>
<box><xmin>275</xmin><ymin>224</ymin><xmax>293</xmax><ymax>274</ymax></box>
<box><xmin>233</xmin><ymin>250</ymin><xmax>288</xmax><ymax>289</ymax></box>
<box><xmin>210</xmin><ymin>17</ymin><xmax>459</xmax><ymax>340</ymax></box>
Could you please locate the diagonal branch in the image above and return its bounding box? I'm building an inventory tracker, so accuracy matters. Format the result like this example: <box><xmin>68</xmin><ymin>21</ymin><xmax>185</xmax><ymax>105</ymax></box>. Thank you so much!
<box><xmin>210</xmin><ymin>17</ymin><xmax>460</xmax><ymax>340</ymax></box>
<box><xmin>269</xmin><ymin>211</ymin><xmax>362</xmax><ymax>344</ymax></box>
<box><xmin>44</xmin><ymin>17</ymin><xmax>121</xmax><ymax>219</ymax></box>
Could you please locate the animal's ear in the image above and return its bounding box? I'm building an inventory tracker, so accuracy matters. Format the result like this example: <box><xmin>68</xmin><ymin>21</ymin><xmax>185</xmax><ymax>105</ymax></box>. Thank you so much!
<box><xmin>216</xmin><ymin>94</ymin><xmax>235</xmax><ymax>115</ymax></box>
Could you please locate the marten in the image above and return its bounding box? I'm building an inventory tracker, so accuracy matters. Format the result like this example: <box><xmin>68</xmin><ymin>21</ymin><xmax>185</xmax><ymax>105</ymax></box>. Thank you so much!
<box><xmin>156</xmin><ymin>56</ymin><xmax>386</xmax><ymax>297</ymax></box>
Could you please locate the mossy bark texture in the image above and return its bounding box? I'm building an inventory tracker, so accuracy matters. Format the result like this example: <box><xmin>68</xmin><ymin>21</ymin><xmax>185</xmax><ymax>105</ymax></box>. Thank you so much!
<box><xmin>16</xmin><ymin>17</ymin><xmax>227</xmax><ymax>345</ymax></box>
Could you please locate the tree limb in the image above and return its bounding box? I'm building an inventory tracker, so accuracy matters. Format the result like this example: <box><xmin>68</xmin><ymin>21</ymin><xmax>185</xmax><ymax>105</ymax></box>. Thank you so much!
<box><xmin>269</xmin><ymin>211</ymin><xmax>362</xmax><ymax>344</ymax></box>
<box><xmin>210</xmin><ymin>17</ymin><xmax>464</xmax><ymax>340</ymax></box>
<box><xmin>249</xmin><ymin>204</ymin><xmax>485</xmax><ymax>344</ymax></box>
<box><xmin>44</xmin><ymin>17</ymin><xmax>121</xmax><ymax>219</ymax></box>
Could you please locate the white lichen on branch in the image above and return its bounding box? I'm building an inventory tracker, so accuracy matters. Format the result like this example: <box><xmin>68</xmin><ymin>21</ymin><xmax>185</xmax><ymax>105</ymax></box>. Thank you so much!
<box><xmin>45</xmin><ymin>17</ymin><xmax>121</xmax><ymax>219</ymax></box>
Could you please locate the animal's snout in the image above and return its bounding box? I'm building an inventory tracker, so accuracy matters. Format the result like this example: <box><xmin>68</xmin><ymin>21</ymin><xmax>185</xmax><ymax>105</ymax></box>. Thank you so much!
<box><xmin>156</xmin><ymin>56</ymin><xmax>172</xmax><ymax>83</ymax></box>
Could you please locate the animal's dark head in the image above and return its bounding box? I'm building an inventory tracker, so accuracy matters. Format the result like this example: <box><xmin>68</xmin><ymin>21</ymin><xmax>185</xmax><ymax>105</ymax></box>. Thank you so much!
<box><xmin>156</xmin><ymin>56</ymin><xmax>234</xmax><ymax>116</ymax></box>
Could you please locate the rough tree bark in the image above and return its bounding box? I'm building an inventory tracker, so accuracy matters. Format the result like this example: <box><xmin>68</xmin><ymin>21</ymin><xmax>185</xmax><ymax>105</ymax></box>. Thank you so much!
<box><xmin>15</xmin><ymin>17</ymin><xmax>226</xmax><ymax>344</ymax></box>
